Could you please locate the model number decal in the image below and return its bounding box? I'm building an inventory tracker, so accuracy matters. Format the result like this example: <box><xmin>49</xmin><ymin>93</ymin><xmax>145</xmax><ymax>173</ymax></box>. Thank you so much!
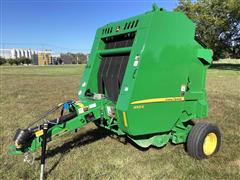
<box><xmin>133</xmin><ymin>105</ymin><xmax>144</xmax><ymax>109</ymax></box>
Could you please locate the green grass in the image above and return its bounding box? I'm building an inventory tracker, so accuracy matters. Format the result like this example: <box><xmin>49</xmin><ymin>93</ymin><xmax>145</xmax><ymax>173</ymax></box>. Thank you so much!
<box><xmin>0</xmin><ymin>65</ymin><xmax>239</xmax><ymax>179</ymax></box>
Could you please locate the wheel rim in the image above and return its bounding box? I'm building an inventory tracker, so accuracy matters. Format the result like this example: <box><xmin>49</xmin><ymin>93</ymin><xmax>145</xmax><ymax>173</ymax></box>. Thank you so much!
<box><xmin>203</xmin><ymin>132</ymin><xmax>217</xmax><ymax>156</ymax></box>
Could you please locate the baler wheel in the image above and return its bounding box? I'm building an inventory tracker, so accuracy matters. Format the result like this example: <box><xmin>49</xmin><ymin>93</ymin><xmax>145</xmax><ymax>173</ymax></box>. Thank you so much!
<box><xmin>187</xmin><ymin>122</ymin><xmax>221</xmax><ymax>159</ymax></box>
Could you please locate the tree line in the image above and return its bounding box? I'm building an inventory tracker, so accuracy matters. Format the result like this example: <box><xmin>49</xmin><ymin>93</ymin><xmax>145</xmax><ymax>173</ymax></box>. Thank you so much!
<box><xmin>0</xmin><ymin>52</ymin><xmax>88</xmax><ymax>65</ymax></box>
<box><xmin>0</xmin><ymin>57</ymin><xmax>32</xmax><ymax>65</ymax></box>
<box><xmin>175</xmin><ymin>0</ymin><xmax>240</xmax><ymax>60</ymax></box>
<box><xmin>60</xmin><ymin>53</ymin><xmax>87</xmax><ymax>64</ymax></box>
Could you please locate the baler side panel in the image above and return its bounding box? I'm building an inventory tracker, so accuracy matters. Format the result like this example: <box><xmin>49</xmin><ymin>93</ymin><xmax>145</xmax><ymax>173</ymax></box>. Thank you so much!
<box><xmin>116</xmin><ymin>27</ymin><xmax>154</xmax><ymax>132</ymax></box>
<box><xmin>125</xmin><ymin>12</ymin><xmax>197</xmax><ymax>135</ymax></box>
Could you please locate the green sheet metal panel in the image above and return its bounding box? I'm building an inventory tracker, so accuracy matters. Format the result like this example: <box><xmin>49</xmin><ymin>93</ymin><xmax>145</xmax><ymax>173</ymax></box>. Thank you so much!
<box><xmin>124</xmin><ymin>11</ymin><xmax>197</xmax><ymax>135</ymax></box>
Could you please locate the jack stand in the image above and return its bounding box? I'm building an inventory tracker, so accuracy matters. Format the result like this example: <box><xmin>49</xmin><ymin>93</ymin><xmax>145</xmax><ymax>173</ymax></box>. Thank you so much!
<box><xmin>40</xmin><ymin>123</ymin><xmax>48</xmax><ymax>180</ymax></box>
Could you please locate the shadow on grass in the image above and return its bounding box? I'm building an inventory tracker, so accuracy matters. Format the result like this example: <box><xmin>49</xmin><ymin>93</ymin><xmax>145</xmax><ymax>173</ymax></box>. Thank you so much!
<box><xmin>36</xmin><ymin>128</ymin><xmax>170</xmax><ymax>177</ymax></box>
<box><xmin>46</xmin><ymin>128</ymin><xmax>111</xmax><ymax>157</ymax></box>
<box><xmin>36</xmin><ymin>127</ymin><xmax>112</xmax><ymax>177</ymax></box>
<box><xmin>210</xmin><ymin>63</ymin><xmax>240</xmax><ymax>71</ymax></box>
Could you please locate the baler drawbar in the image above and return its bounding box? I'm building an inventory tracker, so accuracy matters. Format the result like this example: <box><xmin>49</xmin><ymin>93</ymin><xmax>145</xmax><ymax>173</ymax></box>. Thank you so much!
<box><xmin>8</xmin><ymin>4</ymin><xmax>221</xmax><ymax>179</ymax></box>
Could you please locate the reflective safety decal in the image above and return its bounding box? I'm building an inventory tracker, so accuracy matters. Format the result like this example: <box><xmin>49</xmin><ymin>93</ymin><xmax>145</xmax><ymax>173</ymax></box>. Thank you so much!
<box><xmin>82</xmin><ymin>82</ymin><xmax>86</xmax><ymax>87</ymax></box>
<box><xmin>75</xmin><ymin>101</ymin><xmax>85</xmax><ymax>108</ymax></box>
<box><xmin>78</xmin><ymin>108</ymin><xmax>84</xmax><ymax>114</ymax></box>
<box><xmin>122</xmin><ymin>112</ymin><xmax>128</xmax><ymax>127</ymax></box>
<box><xmin>89</xmin><ymin>103</ymin><xmax>96</xmax><ymax>109</ymax></box>
<box><xmin>35</xmin><ymin>130</ymin><xmax>44</xmax><ymax>137</ymax></box>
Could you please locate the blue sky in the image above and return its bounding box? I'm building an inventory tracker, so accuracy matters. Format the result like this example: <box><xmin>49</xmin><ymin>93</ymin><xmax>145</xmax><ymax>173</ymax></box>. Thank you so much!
<box><xmin>1</xmin><ymin>0</ymin><xmax>179</xmax><ymax>53</ymax></box>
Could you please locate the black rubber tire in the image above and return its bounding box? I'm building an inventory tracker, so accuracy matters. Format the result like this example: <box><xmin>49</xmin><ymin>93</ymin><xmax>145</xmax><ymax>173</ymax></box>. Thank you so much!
<box><xmin>187</xmin><ymin>122</ymin><xmax>221</xmax><ymax>160</ymax></box>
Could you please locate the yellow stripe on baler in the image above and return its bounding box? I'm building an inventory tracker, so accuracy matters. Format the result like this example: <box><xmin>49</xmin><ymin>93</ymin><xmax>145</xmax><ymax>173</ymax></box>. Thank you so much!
<box><xmin>122</xmin><ymin>112</ymin><xmax>128</xmax><ymax>127</ymax></box>
<box><xmin>131</xmin><ymin>97</ymin><xmax>184</xmax><ymax>105</ymax></box>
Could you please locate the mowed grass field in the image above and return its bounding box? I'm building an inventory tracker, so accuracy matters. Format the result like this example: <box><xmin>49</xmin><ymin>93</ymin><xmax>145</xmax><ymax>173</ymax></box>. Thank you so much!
<box><xmin>0</xmin><ymin>64</ymin><xmax>239</xmax><ymax>179</ymax></box>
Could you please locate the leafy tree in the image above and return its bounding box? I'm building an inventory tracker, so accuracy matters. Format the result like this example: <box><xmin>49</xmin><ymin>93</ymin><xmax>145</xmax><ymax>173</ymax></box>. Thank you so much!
<box><xmin>72</xmin><ymin>59</ymin><xmax>77</xmax><ymax>64</ymax></box>
<box><xmin>17</xmin><ymin>57</ymin><xmax>32</xmax><ymax>65</ymax></box>
<box><xmin>0</xmin><ymin>57</ymin><xmax>6</xmax><ymax>65</ymax></box>
<box><xmin>76</xmin><ymin>53</ymin><xmax>87</xmax><ymax>64</ymax></box>
<box><xmin>24</xmin><ymin>58</ymin><xmax>32</xmax><ymax>64</ymax></box>
<box><xmin>58</xmin><ymin>58</ymin><xmax>63</xmax><ymax>64</ymax></box>
<box><xmin>60</xmin><ymin>53</ymin><xmax>75</xmax><ymax>64</ymax></box>
<box><xmin>8</xmin><ymin>59</ymin><xmax>15</xmax><ymax>65</ymax></box>
<box><xmin>19</xmin><ymin>57</ymin><xmax>25</xmax><ymax>64</ymax></box>
<box><xmin>60</xmin><ymin>53</ymin><xmax>87</xmax><ymax>64</ymax></box>
<box><xmin>175</xmin><ymin>0</ymin><xmax>240</xmax><ymax>59</ymax></box>
<box><xmin>15</xmin><ymin>58</ymin><xmax>21</xmax><ymax>66</ymax></box>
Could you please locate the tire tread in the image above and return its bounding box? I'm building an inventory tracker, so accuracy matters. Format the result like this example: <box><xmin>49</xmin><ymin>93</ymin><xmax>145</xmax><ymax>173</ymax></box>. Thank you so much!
<box><xmin>187</xmin><ymin>122</ymin><xmax>221</xmax><ymax>159</ymax></box>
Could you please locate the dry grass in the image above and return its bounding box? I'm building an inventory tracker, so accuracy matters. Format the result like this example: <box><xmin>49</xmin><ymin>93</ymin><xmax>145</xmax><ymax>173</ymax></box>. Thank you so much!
<box><xmin>0</xmin><ymin>64</ymin><xmax>240</xmax><ymax>179</ymax></box>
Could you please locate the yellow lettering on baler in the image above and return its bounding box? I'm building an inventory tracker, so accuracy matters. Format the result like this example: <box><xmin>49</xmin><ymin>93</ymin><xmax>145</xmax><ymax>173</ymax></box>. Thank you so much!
<box><xmin>133</xmin><ymin>105</ymin><xmax>144</xmax><ymax>109</ymax></box>
<box><xmin>131</xmin><ymin>97</ymin><xmax>184</xmax><ymax>105</ymax></box>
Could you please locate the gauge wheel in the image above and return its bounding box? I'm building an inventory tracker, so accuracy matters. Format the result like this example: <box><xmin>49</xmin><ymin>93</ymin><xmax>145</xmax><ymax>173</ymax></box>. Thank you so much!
<box><xmin>187</xmin><ymin>122</ymin><xmax>221</xmax><ymax>159</ymax></box>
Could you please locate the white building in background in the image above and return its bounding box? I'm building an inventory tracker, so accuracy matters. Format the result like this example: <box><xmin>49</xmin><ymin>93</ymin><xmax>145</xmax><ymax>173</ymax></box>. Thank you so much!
<box><xmin>0</xmin><ymin>49</ymin><xmax>11</xmax><ymax>59</ymax></box>
<box><xmin>0</xmin><ymin>48</ymin><xmax>38</xmax><ymax>59</ymax></box>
